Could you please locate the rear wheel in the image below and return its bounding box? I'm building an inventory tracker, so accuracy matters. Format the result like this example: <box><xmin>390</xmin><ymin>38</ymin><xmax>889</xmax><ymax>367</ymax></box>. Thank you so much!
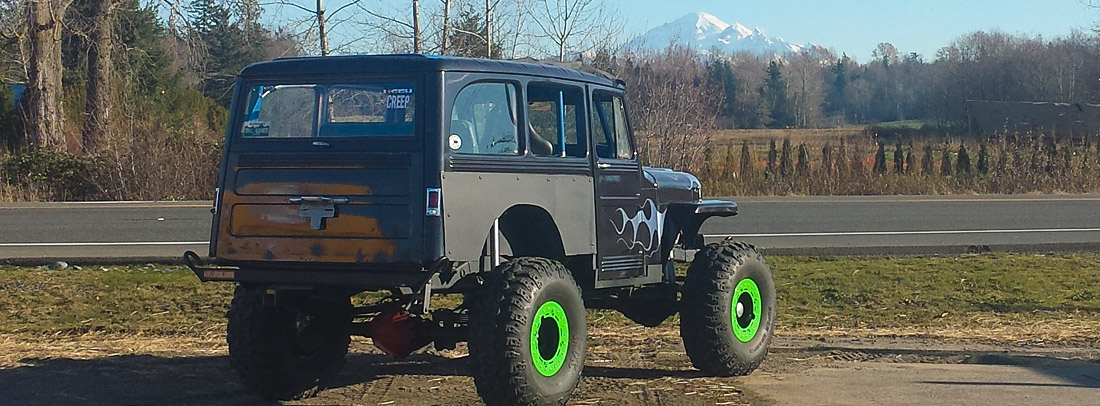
<box><xmin>680</xmin><ymin>240</ymin><xmax>776</xmax><ymax>376</ymax></box>
<box><xmin>227</xmin><ymin>285</ymin><xmax>352</xmax><ymax>400</ymax></box>
<box><xmin>469</xmin><ymin>257</ymin><xmax>586</xmax><ymax>406</ymax></box>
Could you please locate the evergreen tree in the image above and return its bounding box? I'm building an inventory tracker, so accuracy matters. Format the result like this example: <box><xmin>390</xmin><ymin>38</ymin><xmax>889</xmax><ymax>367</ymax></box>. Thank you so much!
<box><xmin>117</xmin><ymin>1</ymin><xmax>177</xmax><ymax>93</ymax></box>
<box><xmin>739</xmin><ymin>140</ymin><xmax>752</xmax><ymax>179</ymax></box>
<box><xmin>826</xmin><ymin>57</ymin><xmax>848</xmax><ymax>117</ymax></box>
<box><xmin>893</xmin><ymin>139</ymin><xmax>904</xmax><ymax>173</ymax></box>
<box><xmin>796</xmin><ymin>143</ymin><xmax>809</xmax><ymax>176</ymax></box>
<box><xmin>766</xmin><ymin>139</ymin><xmax>777</xmax><ymax>179</ymax></box>
<box><xmin>448</xmin><ymin>8</ymin><xmax>502</xmax><ymax>58</ymax></box>
<box><xmin>763</xmin><ymin>61</ymin><xmax>792</xmax><ymax>128</ymax></box>
<box><xmin>723</xmin><ymin>144</ymin><xmax>736</xmax><ymax>178</ymax></box>
<box><xmin>905</xmin><ymin>143</ymin><xmax>915</xmax><ymax>174</ymax></box>
<box><xmin>956</xmin><ymin>144</ymin><xmax>971</xmax><ymax>176</ymax></box>
<box><xmin>873</xmin><ymin>141</ymin><xmax>886</xmax><ymax>174</ymax></box>
<box><xmin>977</xmin><ymin>139</ymin><xmax>989</xmax><ymax>174</ymax></box>
<box><xmin>1082</xmin><ymin>135</ymin><xmax>1092</xmax><ymax>166</ymax></box>
<box><xmin>189</xmin><ymin>0</ymin><xmax>269</xmax><ymax>106</ymax></box>
<box><xmin>1044</xmin><ymin>133</ymin><xmax>1058</xmax><ymax>174</ymax></box>
<box><xmin>1062</xmin><ymin>147</ymin><xmax>1072</xmax><ymax>175</ymax></box>
<box><xmin>707</xmin><ymin>59</ymin><xmax>738</xmax><ymax>126</ymax></box>
<box><xmin>779</xmin><ymin>138</ymin><xmax>793</xmax><ymax>177</ymax></box>
<box><xmin>940</xmin><ymin>145</ymin><xmax>952</xmax><ymax>176</ymax></box>
<box><xmin>0</xmin><ymin>89</ymin><xmax>16</xmax><ymax>152</ymax></box>
<box><xmin>837</xmin><ymin>138</ymin><xmax>849</xmax><ymax>178</ymax></box>
<box><xmin>1094</xmin><ymin>133</ymin><xmax>1100</xmax><ymax>163</ymax></box>
<box><xmin>921</xmin><ymin>144</ymin><xmax>933</xmax><ymax>175</ymax></box>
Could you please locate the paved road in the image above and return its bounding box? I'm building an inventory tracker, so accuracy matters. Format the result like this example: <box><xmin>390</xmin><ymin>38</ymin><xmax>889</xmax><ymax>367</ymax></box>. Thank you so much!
<box><xmin>707</xmin><ymin>195</ymin><xmax>1100</xmax><ymax>255</ymax></box>
<box><xmin>0</xmin><ymin>201</ymin><xmax>212</xmax><ymax>261</ymax></box>
<box><xmin>741</xmin><ymin>337</ymin><xmax>1100</xmax><ymax>406</ymax></box>
<box><xmin>1</xmin><ymin>195</ymin><xmax>1099</xmax><ymax>261</ymax></box>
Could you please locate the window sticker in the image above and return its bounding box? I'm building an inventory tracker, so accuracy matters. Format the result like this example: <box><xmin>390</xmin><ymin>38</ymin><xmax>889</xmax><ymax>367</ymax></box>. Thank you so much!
<box><xmin>449</xmin><ymin>134</ymin><xmax>462</xmax><ymax>150</ymax></box>
<box><xmin>241</xmin><ymin>121</ymin><xmax>270</xmax><ymax>137</ymax></box>
<box><xmin>384</xmin><ymin>87</ymin><xmax>414</xmax><ymax>123</ymax></box>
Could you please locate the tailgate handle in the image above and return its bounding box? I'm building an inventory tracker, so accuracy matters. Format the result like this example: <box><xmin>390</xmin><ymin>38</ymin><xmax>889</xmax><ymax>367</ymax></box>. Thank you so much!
<box><xmin>290</xmin><ymin>196</ymin><xmax>349</xmax><ymax>230</ymax></box>
<box><xmin>289</xmin><ymin>196</ymin><xmax>349</xmax><ymax>204</ymax></box>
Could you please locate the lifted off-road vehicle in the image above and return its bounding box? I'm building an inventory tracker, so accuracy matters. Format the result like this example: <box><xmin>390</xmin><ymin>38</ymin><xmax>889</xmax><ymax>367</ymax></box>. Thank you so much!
<box><xmin>185</xmin><ymin>54</ymin><xmax>776</xmax><ymax>405</ymax></box>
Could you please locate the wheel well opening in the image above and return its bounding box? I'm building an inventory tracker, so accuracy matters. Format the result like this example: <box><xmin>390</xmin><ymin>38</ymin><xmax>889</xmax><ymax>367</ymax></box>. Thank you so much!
<box><xmin>496</xmin><ymin>204</ymin><xmax>567</xmax><ymax>261</ymax></box>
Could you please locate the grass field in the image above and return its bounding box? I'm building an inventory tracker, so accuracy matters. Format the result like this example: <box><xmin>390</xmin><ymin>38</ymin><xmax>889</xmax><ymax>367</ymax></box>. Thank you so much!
<box><xmin>712</xmin><ymin>127</ymin><xmax>868</xmax><ymax>148</ymax></box>
<box><xmin>2</xmin><ymin>254</ymin><xmax>1098</xmax><ymax>343</ymax></box>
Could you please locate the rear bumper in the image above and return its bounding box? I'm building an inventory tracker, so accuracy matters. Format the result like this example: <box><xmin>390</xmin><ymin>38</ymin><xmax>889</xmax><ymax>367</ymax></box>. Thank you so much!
<box><xmin>184</xmin><ymin>251</ymin><xmax>442</xmax><ymax>289</ymax></box>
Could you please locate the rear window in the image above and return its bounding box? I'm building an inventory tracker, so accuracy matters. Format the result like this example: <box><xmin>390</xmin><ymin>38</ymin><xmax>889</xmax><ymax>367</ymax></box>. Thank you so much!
<box><xmin>239</xmin><ymin>82</ymin><xmax>416</xmax><ymax>138</ymax></box>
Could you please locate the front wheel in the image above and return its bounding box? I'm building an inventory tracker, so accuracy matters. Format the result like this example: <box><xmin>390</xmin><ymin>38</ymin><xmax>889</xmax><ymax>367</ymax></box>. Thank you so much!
<box><xmin>468</xmin><ymin>257</ymin><xmax>587</xmax><ymax>406</ymax></box>
<box><xmin>226</xmin><ymin>285</ymin><xmax>352</xmax><ymax>400</ymax></box>
<box><xmin>680</xmin><ymin>240</ymin><xmax>776</xmax><ymax>376</ymax></box>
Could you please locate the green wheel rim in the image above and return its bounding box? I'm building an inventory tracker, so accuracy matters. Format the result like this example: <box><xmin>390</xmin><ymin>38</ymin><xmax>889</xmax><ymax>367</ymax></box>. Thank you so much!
<box><xmin>732</xmin><ymin>278</ymin><xmax>762</xmax><ymax>343</ymax></box>
<box><xmin>530</xmin><ymin>300</ymin><xmax>570</xmax><ymax>377</ymax></box>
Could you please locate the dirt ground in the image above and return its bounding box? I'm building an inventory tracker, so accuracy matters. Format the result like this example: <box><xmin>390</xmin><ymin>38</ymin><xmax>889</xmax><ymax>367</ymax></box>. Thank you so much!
<box><xmin>4</xmin><ymin>326</ymin><xmax>1099</xmax><ymax>406</ymax></box>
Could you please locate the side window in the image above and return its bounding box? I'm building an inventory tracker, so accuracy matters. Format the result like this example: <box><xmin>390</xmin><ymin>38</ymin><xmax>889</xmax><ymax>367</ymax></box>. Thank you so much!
<box><xmin>450</xmin><ymin>82</ymin><xmax>519</xmax><ymax>155</ymax></box>
<box><xmin>526</xmin><ymin>84</ymin><xmax>587</xmax><ymax>157</ymax></box>
<box><xmin>592</xmin><ymin>92</ymin><xmax>634</xmax><ymax>160</ymax></box>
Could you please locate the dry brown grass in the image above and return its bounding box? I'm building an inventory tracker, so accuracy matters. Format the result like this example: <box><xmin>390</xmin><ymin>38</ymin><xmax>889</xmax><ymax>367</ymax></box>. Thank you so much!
<box><xmin>712</xmin><ymin>128</ymin><xmax>867</xmax><ymax>148</ymax></box>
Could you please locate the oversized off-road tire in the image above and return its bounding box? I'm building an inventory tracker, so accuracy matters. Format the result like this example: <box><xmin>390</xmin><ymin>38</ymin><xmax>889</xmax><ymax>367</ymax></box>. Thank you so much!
<box><xmin>227</xmin><ymin>285</ymin><xmax>352</xmax><ymax>400</ymax></box>
<box><xmin>469</xmin><ymin>257</ymin><xmax>587</xmax><ymax>406</ymax></box>
<box><xmin>680</xmin><ymin>240</ymin><xmax>776</xmax><ymax>376</ymax></box>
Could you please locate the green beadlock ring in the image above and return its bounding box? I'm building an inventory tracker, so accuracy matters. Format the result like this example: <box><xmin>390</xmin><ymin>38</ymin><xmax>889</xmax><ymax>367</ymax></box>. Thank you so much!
<box><xmin>530</xmin><ymin>300</ymin><xmax>570</xmax><ymax>377</ymax></box>
<box><xmin>732</xmin><ymin>278</ymin><xmax>762</xmax><ymax>343</ymax></box>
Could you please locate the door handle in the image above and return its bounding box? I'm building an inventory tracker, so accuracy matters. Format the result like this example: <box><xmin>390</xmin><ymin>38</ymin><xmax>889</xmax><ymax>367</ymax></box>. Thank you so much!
<box><xmin>597</xmin><ymin>162</ymin><xmax>612</xmax><ymax>169</ymax></box>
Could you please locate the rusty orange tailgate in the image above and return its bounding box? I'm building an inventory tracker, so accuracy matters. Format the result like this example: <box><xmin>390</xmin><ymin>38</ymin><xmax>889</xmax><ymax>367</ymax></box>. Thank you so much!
<box><xmin>214</xmin><ymin>154</ymin><xmax>421</xmax><ymax>264</ymax></box>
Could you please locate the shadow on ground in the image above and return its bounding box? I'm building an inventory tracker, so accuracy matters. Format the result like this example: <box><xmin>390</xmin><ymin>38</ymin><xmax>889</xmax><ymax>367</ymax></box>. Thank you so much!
<box><xmin>1</xmin><ymin>352</ymin><xmax>707</xmax><ymax>405</ymax></box>
<box><xmin>921</xmin><ymin>353</ymin><xmax>1100</xmax><ymax>389</ymax></box>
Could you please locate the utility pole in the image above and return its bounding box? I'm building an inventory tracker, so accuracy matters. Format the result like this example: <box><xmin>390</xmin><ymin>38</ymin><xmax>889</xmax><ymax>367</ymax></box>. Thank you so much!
<box><xmin>412</xmin><ymin>0</ymin><xmax>421</xmax><ymax>53</ymax></box>
<box><xmin>485</xmin><ymin>0</ymin><xmax>492</xmax><ymax>58</ymax></box>
<box><xmin>441</xmin><ymin>0</ymin><xmax>450</xmax><ymax>54</ymax></box>
<box><xmin>316</xmin><ymin>0</ymin><xmax>328</xmax><ymax>56</ymax></box>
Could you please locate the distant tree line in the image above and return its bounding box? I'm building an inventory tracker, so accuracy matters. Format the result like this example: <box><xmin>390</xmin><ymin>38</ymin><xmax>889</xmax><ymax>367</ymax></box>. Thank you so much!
<box><xmin>686</xmin><ymin>32</ymin><xmax>1100</xmax><ymax>130</ymax></box>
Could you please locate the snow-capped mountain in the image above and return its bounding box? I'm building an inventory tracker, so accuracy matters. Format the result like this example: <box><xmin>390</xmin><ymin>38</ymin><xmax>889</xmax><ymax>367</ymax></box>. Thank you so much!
<box><xmin>625</xmin><ymin>12</ymin><xmax>807</xmax><ymax>57</ymax></box>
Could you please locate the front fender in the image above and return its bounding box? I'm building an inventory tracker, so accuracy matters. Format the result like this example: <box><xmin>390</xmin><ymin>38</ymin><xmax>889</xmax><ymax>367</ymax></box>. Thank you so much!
<box><xmin>659</xmin><ymin>200</ymin><xmax>738</xmax><ymax>261</ymax></box>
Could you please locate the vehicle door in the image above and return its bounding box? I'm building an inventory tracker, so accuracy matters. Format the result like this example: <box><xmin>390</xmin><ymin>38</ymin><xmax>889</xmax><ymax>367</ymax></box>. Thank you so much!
<box><xmin>590</xmin><ymin>89</ymin><xmax>648</xmax><ymax>282</ymax></box>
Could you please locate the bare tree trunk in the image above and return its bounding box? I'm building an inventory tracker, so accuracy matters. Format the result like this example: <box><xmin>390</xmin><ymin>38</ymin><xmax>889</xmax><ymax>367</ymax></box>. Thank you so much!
<box><xmin>440</xmin><ymin>0</ymin><xmax>449</xmax><ymax>54</ymax></box>
<box><xmin>412</xmin><ymin>0</ymin><xmax>420</xmax><ymax>53</ymax></box>
<box><xmin>316</xmin><ymin>0</ymin><xmax>328</xmax><ymax>56</ymax></box>
<box><xmin>484</xmin><ymin>0</ymin><xmax>491</xmax><ymax>58</ymax></box>
<box><xmin>22</xmin><ymin>0</ymin><xmax>68</xmax><ymax>152</ymax></box>
<box><xmin>83</xmin><ymin>0</ymin><xmax>113</xmax><ymax>154</ymax></box>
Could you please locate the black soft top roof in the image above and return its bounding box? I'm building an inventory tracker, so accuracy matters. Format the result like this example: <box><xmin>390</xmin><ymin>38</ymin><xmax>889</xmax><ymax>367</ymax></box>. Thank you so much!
<box><xmin>239</xmin><ymin>54</ymin><xmax>620</xmax><ymax>88</ymax></box>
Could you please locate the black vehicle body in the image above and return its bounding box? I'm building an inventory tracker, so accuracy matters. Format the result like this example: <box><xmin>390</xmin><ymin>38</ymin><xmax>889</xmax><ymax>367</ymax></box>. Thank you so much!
<box><xmin>189</xmin><ymin>54</ymin><xmax>737</xmax><ymax>293</ymax></box>
<box><xmin>186</xmin><ymin>55</ymin><xmax>770</xmax><ymax>405</ymax></box>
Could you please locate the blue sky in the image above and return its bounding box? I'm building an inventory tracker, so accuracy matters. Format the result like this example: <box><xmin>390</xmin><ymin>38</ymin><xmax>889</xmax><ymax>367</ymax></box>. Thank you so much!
<box><xmin>620</xmin><ymin>0</ymin><xmax>1099</xmax><ymax>61</ymax></box>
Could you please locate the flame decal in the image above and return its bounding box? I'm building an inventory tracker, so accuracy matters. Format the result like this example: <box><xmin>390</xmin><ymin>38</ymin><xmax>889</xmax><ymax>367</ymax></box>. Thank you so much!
<box><xmin>611</xmin><ymin>199</ymin><xmax>666</xmax><ymax>251</ymax></box>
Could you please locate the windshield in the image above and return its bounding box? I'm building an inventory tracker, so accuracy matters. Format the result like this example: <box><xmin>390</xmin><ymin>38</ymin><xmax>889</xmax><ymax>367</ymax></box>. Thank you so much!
<box><xmin>239</xmin><ymin>82</ymin><xmax>416</xmax><ymax>138</ymax></box>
